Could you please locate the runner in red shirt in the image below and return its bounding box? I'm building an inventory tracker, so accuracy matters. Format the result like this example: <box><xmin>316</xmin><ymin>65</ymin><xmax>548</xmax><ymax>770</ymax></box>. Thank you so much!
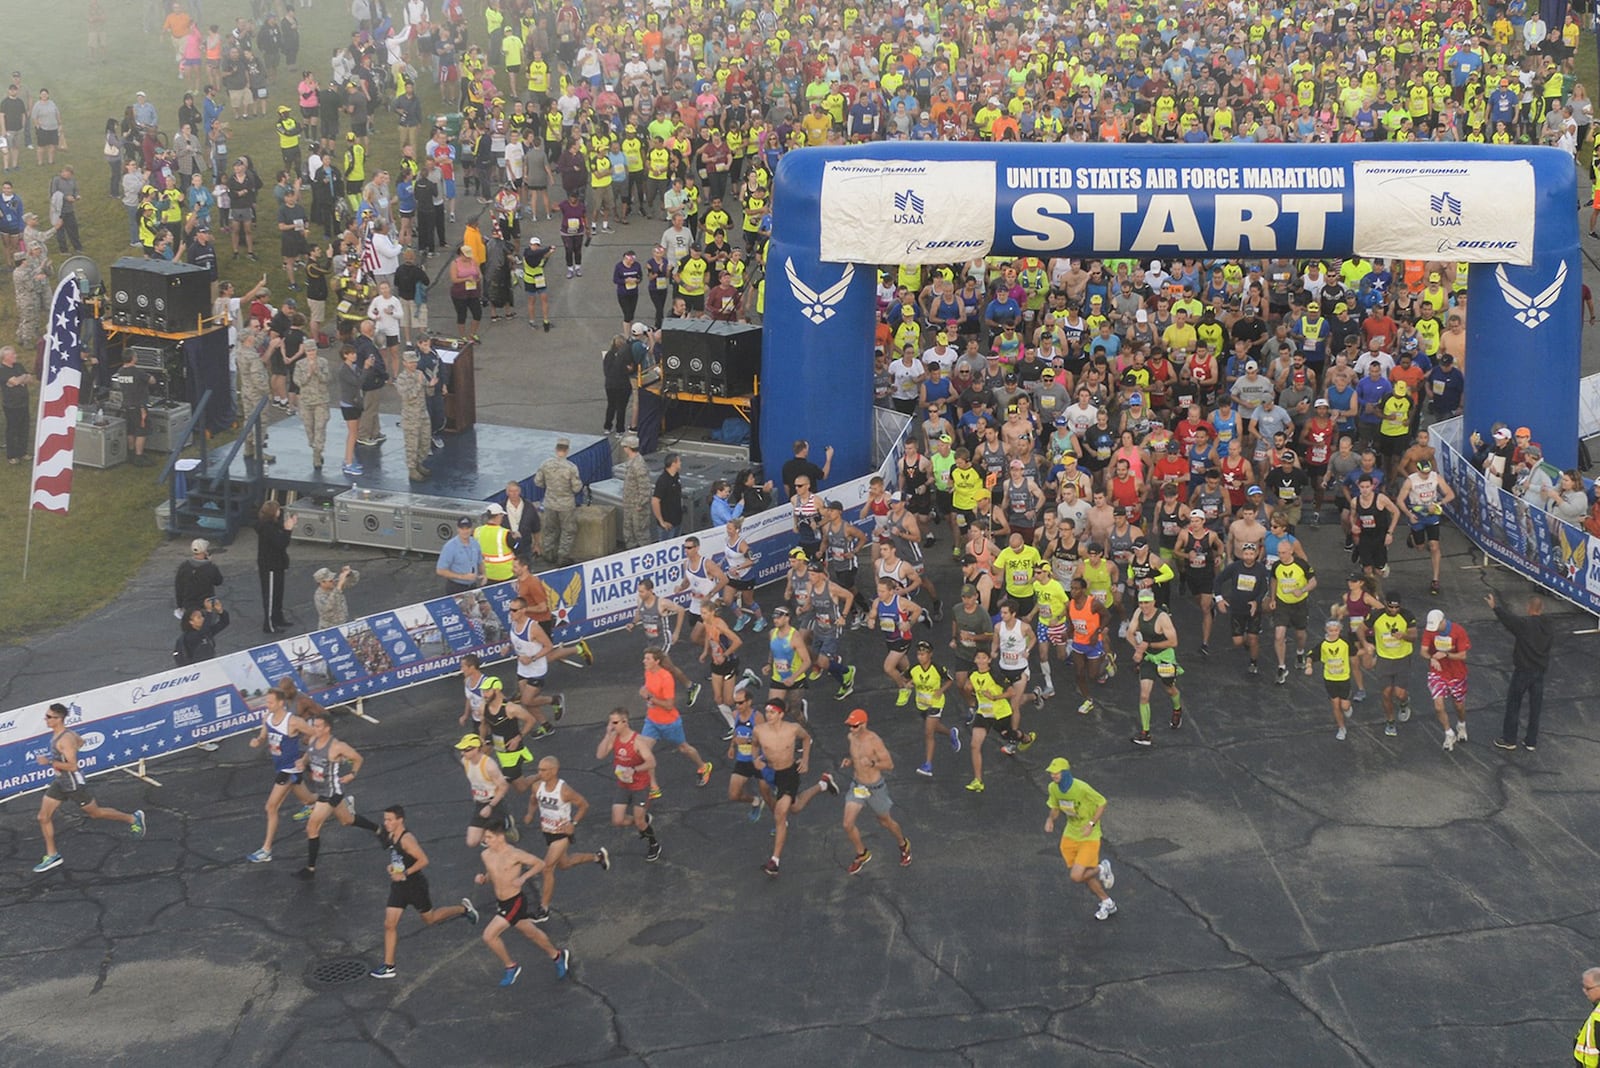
<box><xmin>596</xmin><ymin>708</ymin><xmax>661</xmax><ymax>862</ymax></box>
<box><xmin>1300</xmin><ymin>400</ymin><xmax>1338</xmax><ymax>517</ymax></box>
<box><xmin>1421</xmin><ymin>610</ymin><xmax>1471</xmax><ymax>753</ymax></box>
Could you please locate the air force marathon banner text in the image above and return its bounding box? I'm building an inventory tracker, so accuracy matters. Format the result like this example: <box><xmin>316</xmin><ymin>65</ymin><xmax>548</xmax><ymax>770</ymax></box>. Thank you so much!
<box><xmin>0</xmin><ymin>413</ymin><xmax>915</xmax><ymax>804</ymax></box>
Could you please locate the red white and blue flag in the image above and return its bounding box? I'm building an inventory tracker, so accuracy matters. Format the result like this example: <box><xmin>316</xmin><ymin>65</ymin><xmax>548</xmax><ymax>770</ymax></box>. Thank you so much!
<box><xmin>359</xmin><ymin>229</ymin><xmax>381</xmax><ymax>280</ymax></box>
<box><xmin>30</xmin><ymin>276</ymin><xmax>85</xmax><ymax>515</ymax></box>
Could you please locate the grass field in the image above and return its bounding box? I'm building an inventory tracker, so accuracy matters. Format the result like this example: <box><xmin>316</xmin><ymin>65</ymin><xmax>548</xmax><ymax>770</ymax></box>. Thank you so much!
<box><xmin>0</xmin><ymin>2</ymin><xmax>461</xmax><ymax>642</ymax></box>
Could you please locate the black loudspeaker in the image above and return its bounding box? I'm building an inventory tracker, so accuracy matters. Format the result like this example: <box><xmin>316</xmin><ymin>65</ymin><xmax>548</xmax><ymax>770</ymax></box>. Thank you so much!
<box><xmin>109</xmin><ymin>257</ymin><xmax>211</xmax><ymax>333</ymax></box>
<box><xmin>659</xmin><ymin>317</ymin><xmax>709</xmax><ymax>394</ymax></box>
<box><xmin>703</xmin><ymin>321</ymin><xmax>762</xmax><ymax>398</ymax></box>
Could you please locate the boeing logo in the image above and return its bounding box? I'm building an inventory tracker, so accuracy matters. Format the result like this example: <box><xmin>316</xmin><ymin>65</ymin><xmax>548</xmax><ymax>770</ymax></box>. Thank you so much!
<box><xmin>132</xmin><ymin>673</ymin><xmax>202</xmax><ymax>704</ymax></box>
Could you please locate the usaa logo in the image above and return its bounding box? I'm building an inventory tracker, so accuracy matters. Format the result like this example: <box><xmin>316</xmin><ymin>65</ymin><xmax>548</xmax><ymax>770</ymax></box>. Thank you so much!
<box><xmin>1428</xmin><ymin>191</ymin><xmax>1463</xmax><ymax>228</ymax></box>
<box><xmin>892</xmin><ymin>188</ymin><xmax>927</xmax><ymax>226</ymax></box>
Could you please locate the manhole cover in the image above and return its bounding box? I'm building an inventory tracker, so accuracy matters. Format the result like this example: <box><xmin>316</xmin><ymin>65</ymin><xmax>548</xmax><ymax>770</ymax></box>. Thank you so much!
<box><xmin>306</xmin><ymin>956</ymin><xmax>370</xmax><ymax>989</ymax></box>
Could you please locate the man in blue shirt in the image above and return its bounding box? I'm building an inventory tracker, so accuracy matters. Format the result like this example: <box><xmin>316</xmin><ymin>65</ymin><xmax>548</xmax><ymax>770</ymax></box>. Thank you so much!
<box><xmin>1354</xmin><ymin>362</ymin><xmax>1393</xmax><ymax>446</ymax></box>
<box><xmin>982</xmin><ymin>284</ymin><xmax>1021</xmax><ymax>336</ymax></box>
<box><xmin>1425</xmin><ymin>353</ymin><xmax>1465</xmax><ymax>419</ymax></box>
<box><xmin>436</xmin><ymin>517</ymin><xmax>486</xmax><ymax>593</ymax></box>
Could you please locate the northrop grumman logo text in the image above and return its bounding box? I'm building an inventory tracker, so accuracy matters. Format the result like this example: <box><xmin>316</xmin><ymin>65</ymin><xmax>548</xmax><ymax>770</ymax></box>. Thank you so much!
<box><xmin>892</xmin><ymin>189</ymin><xmax>926</xmax><ymax>225</ymax></box>
<box><xmin>1428</xmin><ymin>191</ymin><xmax>1463</xmax><ymax>227</ymax></box>
<box><xmin>785</xmin><ymin>258</ymin><xmax>854</xmax><ymax>325</ymax></box>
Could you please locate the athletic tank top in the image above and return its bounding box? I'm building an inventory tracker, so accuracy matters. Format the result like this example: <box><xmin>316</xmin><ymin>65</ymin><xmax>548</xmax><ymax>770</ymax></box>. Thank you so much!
<box><xmin>1345</xmin><ymin>590</ymin><xmax>1371</xmax><ymax>623</ymax></box>
<box><xmin>612</xmin><ymin>733</ymin><xmax>649</xmax><ymax>788</ymax></box>
<box><xmin>1186</xmin><ymin>444</ymin><xmax>1212</xmax><ymax>486</ymax></box>
<box><xmin>769</xmin><ymin>629</ymin><xmax>803</xmax><ymax>682</ymax></box>
<box><xmin>50</xmin><ymin>735</ymin><xmax>86</xmax><ymax>790</ymax></box>
<box><xmin>307</xmin><ymin>736</ymin><xmax>337</xmax><ymax>794</ymax></box>
<box><xmin>485</xmin><ymin>705</ymin><xmax>521</xmax><ymax>751</ymax></box>
<box><xmin>787</xmin><ymin>570</ymin><xmax>814</xmax><ymax>617</ymax></box>
<box><xmin>732</xmin><ymin>708</ymin><xmax>758</xmax><ymax>762</ymax></box>
<box><xmin>876</xmin><ymin>557</ymin><xmax>911</xmax><ymax>590</ymax></box>
<box><xmin>465</xmin><ymin>753</ymin><xmax>497</xmax><ymax>802</ymax></box>
<box><xmin>1136</xmin><ymin>611</ymin><xmax>1167</xmax><ymax>648</ymax></box>
<box><xmin>463</xmin><ymin>675</ymin><xmax>491</xmax><ymax>723</ymax></box>
<box><xmin>1355</xmin><ymin>496</ymin><xmax>1388</xmax><ymax>535</ymax></box>
<box><xmin>510</xmin><ymin>617</ymin><xmax>548</xmax><ymax>676</ymax></box>
<box><xmin>383</xmin><ymin>830</ymin><xmax>421</xmax><ymax>877</ymax></box>
<box><xmin>822</xmin><ymin>523</ymin><xmax>857</xmax><ymax>574</ymax></box>
<box><xmin>1156</xmin><ymin>504</ymin><xmax>1184</xmax><ymax>553</ymax></box>
<box><xmin>1193</xmin><ymin>487</ymin><xmax>1226</xmax><ymax>531</ymax></box>
<box><xmin>708</xmin><ymin>626</ymin><xmax>735</xmax><ymax>667</ymax></box>
<box><xmin>902</xmin><ymin>457</ymin><xmax>930</xmax><ymax>500</ymax></box>
<box><xmin>537</xmin><ymin>778</ymin><xmax>573</xmax><ymax>833</ymax></box>
<box><xmin>1068</xmin><ymin>598</ymin><xmax>1102</xmax><ymax>644</ymax></box>
<box><xmin>875</xmin><ymin>594</ymin><xmax>913</xmax><ymax>641</ymax></box>
<box><xmin>1180</xmin><ymin>530</ymin><xmax>1216</xmax><ymax>572</ymax></box>
<box><xmin>808</xmin><ymin>582</ymin><xmax>844</xmax><ymax>637</ymax></box>
<box><xmin>995</xmin><ymin>619</ymin><xmax>1028</xmax><ymax>672</ymax></box>
<box><xmin>1005</xmin><ymin>477</ymin><xmax>1036</xmax><ymax>525</ymax></box>
<box><xmin>883</xmin><ymin>511</ymin><xmax>922</xmax><ymax>564</ymax></box>
<box><xmin>683</xmin><ymin>557</ymin><xmax>714</xmax><ymax>613</ymax></box>
<box><xmin>1108</xmin><ymin>526</ymin><xmax>1136</xmax><ymax>568</ymax></box>
<box><xmin>636</xmin><ymin>597</ymin><xmax>666</xmax><ymax>641</ymax></box>
<box><xmin>265</xmin><ymin>708</ymin><xmax>302</xmax><ymax>772</ymax></box>
<box><xmin>723</xmin><ymin>539</ymin><xmax>754</xmax><ymax>580</ymax></box>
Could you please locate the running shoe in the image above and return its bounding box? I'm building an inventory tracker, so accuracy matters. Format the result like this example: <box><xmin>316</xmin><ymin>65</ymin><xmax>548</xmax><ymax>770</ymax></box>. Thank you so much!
<box><xmin>1000</xmin><ymin>741</ymin><xmax>1019</xmax><ymax>756</ymax></box>
<box><xmin>1017</xmin><ymin>732</ymin><xmax>1037</xmax><ymax>752</ymax></box>
<box><xmin>645</xmin><ymin>841</ymin><xmax>662</xmax><ymax>862</ymax></box>
<box><xmin>291</xmin><ymin>804</ymin><xmax>313</xmax><ymax>822</ymax></box>
<box><xmin>1384</xmin><ymin>723</ymin><xmax>1398</xmax><ymax>737</ymax></box>
<box><xmin>1295</xmin><ymin>650</ymin><xmax>1307</xmax><ymax>669</ymax></box>
<box><xmin>1430</xmin><ymin>580</ymin><xmax>1441</xmax><ymax>596</ymax></box>
<box><xmin>748</xmin><ymin>798</ymin><xmax>764</xmax><ymax>823</ymax></box>
<box><xmin>1078</xmin><ymin>699</ymin><xmax>1095</xmax><ymax>715</ymax></box>
<box><xmin>131</xmin><ymin>809</ymin><xmax>147</xmax><ymax>839</ymax></box>
<box><xmin>499</xmin><ymin>964</ymin><xmax>523</xmax><ymax>987</ymax></box>
<box><xmin>916</xmin><ymin>761</ymin><xmax>933</xmax><ymax>777</ymax></box>
<box><xmin>836</xmin><ymin>666</ymin><xmax>856</xmax><ymax>699</ymax></box>
<box><xmin>1098</xmin><ymin>859</ymin><xmax>1114</xmax><ymax>890</ymax></box>
<box><xmin>1198</xmin><ymin>643</ymin><xmax>1209</xmax><ymax>657</ymax></box>
<box><xmin>1442</xmin><ymin>728</ymin><xmax>1456</xmax><ymax>752</ymax></box>
<box><xmin>949</xmin><ymin>726</ymin><xmax>961</xmax><ymax>752</ymax></box>
<box><xmin>1247</xmin><ymin>660</ymin><xmax>1260</xmax><ymax>676</ymax></box>
<box><xmin>1493</xmin><ymin>738</ymin><xmax>1518</xmax><ymax>751</ymax></box>
<box><xmin>1171</xmin><ymin>707</ymin><xmax>1184</xmax><ymax>730</ymax></box>
<box><xmin>696</xmin><ymin>761</ymin><xmax>714</xmax><ymax>787</ymax></box>
<box><xmin>1524</xmin><ymin>742</ymin><xmax>1538</xmax><ymax>752</ymax></box>
<box><xmin>530</xmin><ymin>905</ymin><xmax>550</xmax><ymax>925</ymax></box>
<box><xmin>246</xmin><ymin>849</ymin><xmax>273</xmax><ymax>864</ymax></box>
<box><xmin>763</xmin><ymin>857</ymin><xmax>780</xmax><ymax>877</ymax></box>
<box><xmin>1336</xmin><ymin>727</ymin><xmax>1347</xmax><ymax>741</ymax></box>
<box><xmin>741</xmin><ymin>668</ymin><xmax>763</xmax><ymax>689</ymax></box>
<box><xmin>734</xmin><ymin>614</ymin><xmax>749</xmax><ymax>632</ymax></box>
<box><xmin>551</xmin><ymin>693</ymin><xmax>566</xmax><ymax>721</ymax></box>
<box><xmin>294</xmin><ymin>867</ymin><xmax>316</xmax><ymax>880</ymax></box>
<box><xmin>1275</xmin><ymin>664</ymin><xmax>1289</xmax><ymax>685</ymax></box>
<box><xmin>1398</xmin><ymin>702</ymin><xmax>1412</xmax><ymax>723</ymax></box>
<box><xmin>1131</xmin><ymin>730</ymin><xmax>1153</xmax><ymax>747</ymax></box>
<box><xmin>964</xmin><ymin>778</ymin><xmax>985</xmax><ymax>792</ymax></box>
<box><xmin>931</xmin><ymin>602</ymin><xmax>943</xmax><ymax>622</ymax></box>
<box><xmin>532</xmin><ymin>724</ymin><xmax>554</xmax><ymax>738</ymax></box>
<box><xmin>505</xmin><ymin>812</ymin><xmax>520</xmax><ymax>844</ymax></box>
<box><xmin>895</xmin><ymin>688</ymin><xmax>911</xmax><ymax>707</ymax></box>
<box><xmin>818</xmin><ymin>772</ymin><xmax>839</xmax><ymax>796</ymax></box>
<box><xmin>1103</xmin><ymin>653</ymin><xmax>1117</xmax><ymax>678</ymax></box>
<box><xmin>806</xmin><ymin>667</ymin><xmax>824</xmax><ymax>682</ymax></box>
<box><xmin>1352</xmin><ymin>688</ymin><xmax>1367</xmax><ymax>702</ymax></box>
<box><xmin>461</xmin><ymin>898</ymin><xmax>480</xmax><ymax>925</ymax></box>
<box><xmin>32</xmin><ymin>854</ymin><xmax>63</xmax><ymax>873</ymax></box>
<box><xmin>1095</xmin><ymin>898</ymin><xmax>1118</xmax><ymax>921</ymax></box>
<box><xmin>1455</xmin><ymin>722</ymin><xmax>1468</xmax><ymax>744</ymax></box>
<box><xmin>687</xmin><ymin>683</ymin><xmax>702</xmax><ymax>707</ymax></box>
<box><xmin>369</xmin><ymin>964</ymin><xmax>397</xmax><ymax>980</ymax></box>
<box><xmin>752</xmin><ymin>616</ymin><xmax>767</xmax><ymax>633</ymax></box>
<box><xmin>578</xmin><ymin>640</ymin><xmax>594</xmax><ymax>665</ymax></box>
<box><xmin>899</xmin><ymin>838</ymin><xmax>912</xmax><ymax>866</ymax></box>
<box><xmin>649</xmin><ymin>784</ymin><xmax>663</xmax><ymax>800</ymax></box>
<box><xmin>1032</xmin><ymin>686</ymin><xmax>1050</xmax><ymax>702</ymax></box>
<box><xmin>597</xmin><ymin>848</ymin><xmax>610</xmax><ymax>871</ymax></box>
<box><xmin>848</xmin><ymin>850</ymin><xmax>872</xmax><ymax>875</ymax></box>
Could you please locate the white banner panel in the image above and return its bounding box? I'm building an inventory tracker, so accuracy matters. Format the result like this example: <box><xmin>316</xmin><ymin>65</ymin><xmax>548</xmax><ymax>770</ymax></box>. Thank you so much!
<box><xmin>820</xmin><ymin>159</ymin><xmax>997</xmax><ymax>265</ymax></box>
<box><xmin>1352</xmin><ymin>160</ymin><xmax>1535</xmax><ymax>266</ymax></box>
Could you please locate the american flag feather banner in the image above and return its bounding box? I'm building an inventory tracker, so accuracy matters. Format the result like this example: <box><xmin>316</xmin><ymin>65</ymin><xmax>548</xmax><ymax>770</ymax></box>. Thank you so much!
<box><xmin>359</xmin><ymin>228</ymin><xmax>381</xmax><ymax>280</ymax></box>
<box><xmin>30</xmin><ymin>276</ymin><xmax>85</xmax><ymax>515</ymax></box>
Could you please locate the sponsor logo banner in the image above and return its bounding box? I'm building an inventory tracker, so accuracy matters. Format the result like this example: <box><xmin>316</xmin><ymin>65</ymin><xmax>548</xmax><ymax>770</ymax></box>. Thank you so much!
<box><xmin>0</xmin><ymin>416</ymin><xmax>917</xmax><ymax>802</ymax></box>
<box><xmin>820</xmin><ymin>160</ymin><xmax>997</xmax><ymax>265</ymax></box>
<box><xmin>1352</xmin><ymin>161</ymin><xmax>1535</xmax><ymax>265</ymax></box>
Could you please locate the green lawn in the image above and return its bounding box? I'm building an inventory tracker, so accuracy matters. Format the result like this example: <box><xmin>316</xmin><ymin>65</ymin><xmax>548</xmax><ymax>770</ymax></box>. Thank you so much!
<box><xmin>0</xmin><ymin>3</ymin><xmax>456</xmax><ymax>641</ymax></box>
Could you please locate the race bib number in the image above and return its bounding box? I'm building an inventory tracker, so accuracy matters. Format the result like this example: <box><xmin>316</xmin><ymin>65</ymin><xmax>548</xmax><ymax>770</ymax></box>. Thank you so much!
<box><xmin>850</xmin><ymin>784</ymin><xmax>871</xmax><ymax>800</ymax></box>
<box><xmin>1237</xmin><ymin>574</ymin><xmax>1257</xmax><ymax>592</ymax></box>
<box><xmin>615</xmin><ymin>765</ymin><xmax>635</xmax><ymax>784</ymax></box>
<box><xmin>1156</xmin><ymin>660</ymin><xmax>1177</xmax><ymax>679</ymax></box>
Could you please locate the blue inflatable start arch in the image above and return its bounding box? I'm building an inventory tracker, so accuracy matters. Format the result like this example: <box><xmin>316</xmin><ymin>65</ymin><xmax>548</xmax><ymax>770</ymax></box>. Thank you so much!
<box><xmin>762</xmin><ymin>142</ymin><xmax>1579</xmax><ymax>482</ymax></box>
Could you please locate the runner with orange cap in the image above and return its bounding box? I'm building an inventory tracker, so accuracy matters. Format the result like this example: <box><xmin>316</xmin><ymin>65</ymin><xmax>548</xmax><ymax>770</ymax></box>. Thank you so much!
<box><xmin>812</xmin><ymin>709</ymin><xmax>911</xmax><ymax>876</ymax></box>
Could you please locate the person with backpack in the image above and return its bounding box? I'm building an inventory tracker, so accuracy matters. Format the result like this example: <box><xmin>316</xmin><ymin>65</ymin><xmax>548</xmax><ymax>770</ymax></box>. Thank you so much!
<box><xmin>174</xmin><ymin>538</ymin><xmax>225</xmax><ymax>621</ymax></box>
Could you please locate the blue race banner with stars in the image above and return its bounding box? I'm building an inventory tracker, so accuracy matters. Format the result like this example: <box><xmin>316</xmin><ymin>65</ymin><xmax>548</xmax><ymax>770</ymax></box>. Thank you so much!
<box><xmin>0</xmin><ymin>412</ymin><xmax>916</xmax><ymax>803</ymax></box>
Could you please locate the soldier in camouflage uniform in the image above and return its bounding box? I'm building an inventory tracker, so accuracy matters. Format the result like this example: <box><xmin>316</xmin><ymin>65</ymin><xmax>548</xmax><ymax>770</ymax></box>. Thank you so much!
<box><xmin>533</xmin><ymin>438</ymin><xmax>584</xmax><ymax>564</ymax></box>
<box><xmin>313</xmin><ymin>565</ymin><xmax>360</xmax><ymax>629</ymax></box>
<box><xmin>619</xmin><ymin>432</ymin><xmax>652</xmax><ymax>548</ymax></box>
<box><xmin>11</xmin><ymin>219</ymin><xmax>51</xmax><ymax>346</ymax></box>
<box><xmin>394</xmin><ymin>348</ymin><xmax>430</xmax><ymax>482</ymax></box>
<box><xmin>292</xmin><ymin>343</ymin><xmax>333</xmax><ymax>469</ymax></box>
<box><xmin>234</xmin><ymin>322</ymin><xmax>272</xmax><ymax>461</ymax></box>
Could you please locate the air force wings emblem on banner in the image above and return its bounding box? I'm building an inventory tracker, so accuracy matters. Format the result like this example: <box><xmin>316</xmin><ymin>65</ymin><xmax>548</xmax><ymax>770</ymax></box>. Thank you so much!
<box><xmin>786</xmin><ymin>258</ymin><xmax>854</xmax><ymax>325</ymax></box>
<box><xmin>1496</xmin><ymin>261</ymin><xmax>1566</xmax><ymax>330</ymax></box>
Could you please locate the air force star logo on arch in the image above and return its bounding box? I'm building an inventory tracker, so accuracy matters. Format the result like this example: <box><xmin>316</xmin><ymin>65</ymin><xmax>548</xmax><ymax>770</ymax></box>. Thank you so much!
<box><xmin>1496</xmin><ymin>261</ymin><xmax>1566</xmax><ymax>330</ymax></box>
<box><xmin>786</xmin><ymin>258</ymin><xmax>854</xmax><ymax>325</ymax></box>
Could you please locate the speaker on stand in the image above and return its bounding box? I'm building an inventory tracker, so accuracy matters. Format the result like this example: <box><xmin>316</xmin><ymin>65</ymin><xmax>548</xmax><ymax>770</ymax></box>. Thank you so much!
<box><xmin>659</xmin><ymin>318</ymin><xmax>709</xmax><ymax>394</ymax></box>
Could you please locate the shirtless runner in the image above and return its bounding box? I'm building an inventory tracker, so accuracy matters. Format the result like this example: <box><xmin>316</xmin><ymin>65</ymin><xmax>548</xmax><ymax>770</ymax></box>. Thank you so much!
<box><xmin>814</xmin><ymin>708</ymin><xmax>911</xmax><ymax>875</ymax></box>
<box><xmin>750</xmin><ymin>697</ymin><xmax>820</xmax><ymax>877</ymax></box>
<box><xmin>474</xmin><ymin>822</ymin><xmax>572</xmax><ymax>987</ymax></box>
